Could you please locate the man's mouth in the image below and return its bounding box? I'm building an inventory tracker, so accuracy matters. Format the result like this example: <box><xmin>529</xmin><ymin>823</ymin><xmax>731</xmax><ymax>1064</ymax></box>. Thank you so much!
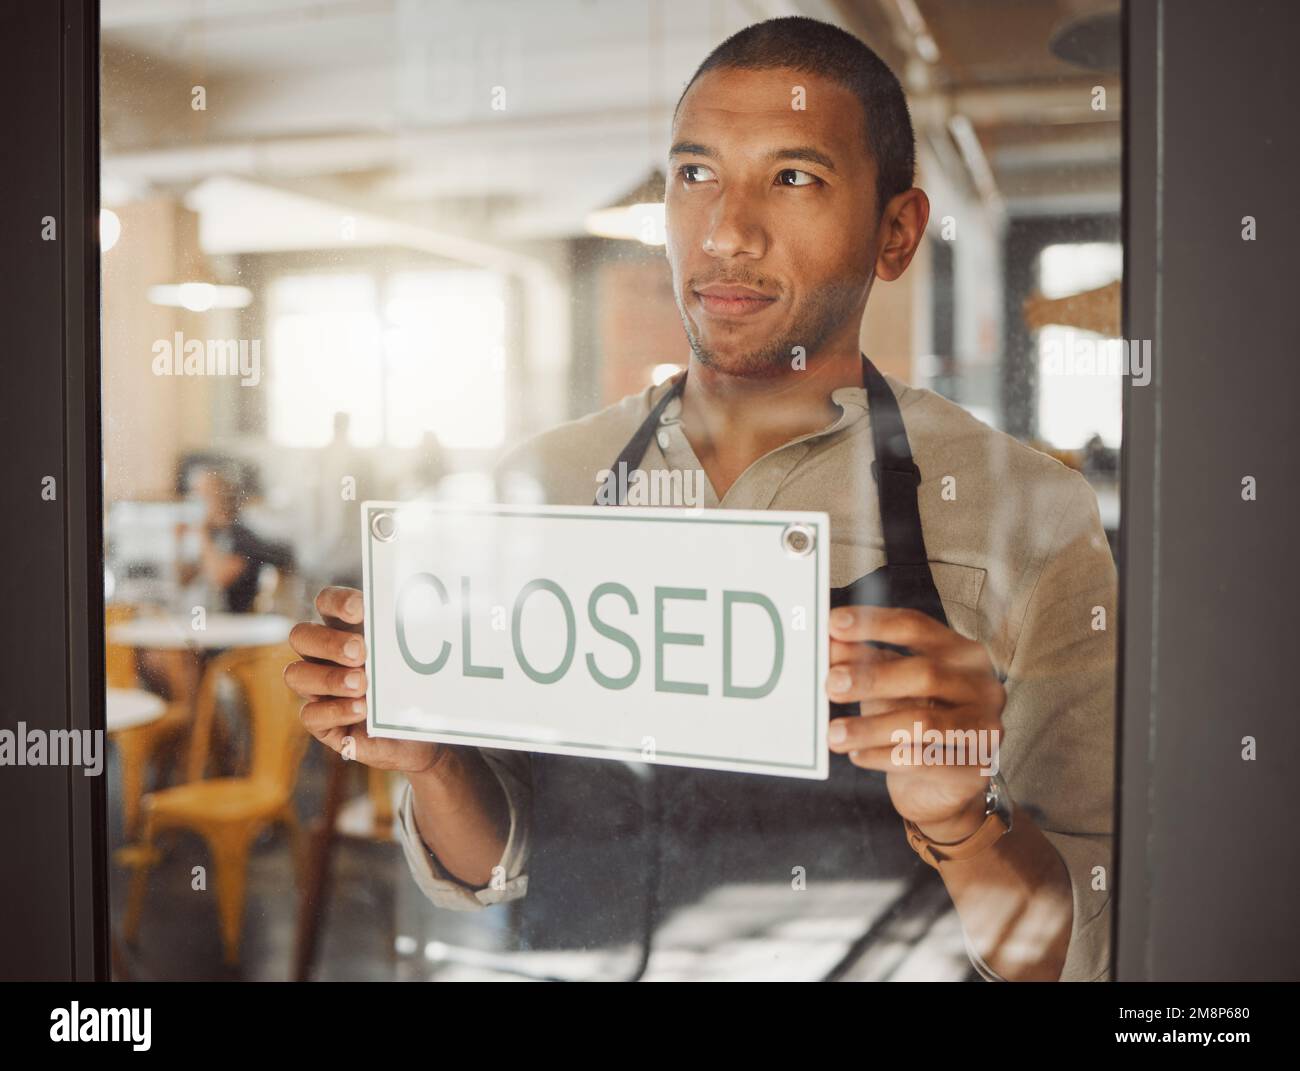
<box><xmin>692</xmin><ymin>283</ymin><xmax>778</xmax><ymax>319</ymax></box>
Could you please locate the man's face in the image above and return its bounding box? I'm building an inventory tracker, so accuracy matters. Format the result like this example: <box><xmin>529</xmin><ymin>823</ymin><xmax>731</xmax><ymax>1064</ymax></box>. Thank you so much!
<box><xmin>666</xmin><ymin>66</ymin><xmax>880</xmax><ymax>376</ymax></box>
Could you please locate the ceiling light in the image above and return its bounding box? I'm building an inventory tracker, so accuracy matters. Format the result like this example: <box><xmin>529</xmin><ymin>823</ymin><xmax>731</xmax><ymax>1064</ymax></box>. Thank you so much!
<box><xmin>99</xmin><ymin>209</ymin><xmax>121</xmax><ymax>252</ymax></box>
<box><xmin>147</xmin><ymin>283</ymin><xmax>254</xmax><ymax>312</ymax></box>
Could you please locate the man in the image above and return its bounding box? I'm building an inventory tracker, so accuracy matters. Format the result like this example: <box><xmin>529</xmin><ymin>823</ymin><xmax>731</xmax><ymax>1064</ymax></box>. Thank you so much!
<box><xmin>285</xmin><ymin>17</ymin><xmax>1114</xmax><ymax>982</ymax></box>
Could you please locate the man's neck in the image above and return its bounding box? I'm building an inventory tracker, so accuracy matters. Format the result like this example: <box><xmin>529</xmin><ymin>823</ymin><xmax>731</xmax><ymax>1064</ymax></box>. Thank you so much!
<box><xmin>678</xmin><ymin>344</ymin><xmax>864</xmax><ymax>500</ymax></box>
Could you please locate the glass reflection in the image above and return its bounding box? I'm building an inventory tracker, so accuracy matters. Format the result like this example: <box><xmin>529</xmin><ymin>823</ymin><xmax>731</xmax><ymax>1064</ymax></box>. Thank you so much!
<box><xmin>101</xmin><ymin>1</ymin><xmax>1121</xmax><ymax>982</ymax></box>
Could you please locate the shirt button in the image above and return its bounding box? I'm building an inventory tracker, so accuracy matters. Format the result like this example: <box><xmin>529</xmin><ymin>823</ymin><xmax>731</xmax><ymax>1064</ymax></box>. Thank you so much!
<box><xmin>656</xmin><ymin>430</ymin><xmax>670</xmax><ymax>450</ymax></box>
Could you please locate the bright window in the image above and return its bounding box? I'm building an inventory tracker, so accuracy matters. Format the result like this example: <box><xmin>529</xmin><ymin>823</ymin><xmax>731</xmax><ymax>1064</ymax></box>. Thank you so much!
<box><xmin>267</xmin><ymin>269</ymin><xmax>507</xmax><ymax>450</ymax></box>
<box><xmin>1035</xmin><ymin>242</ymin><xmax>1123</xmax><ymax>449</ymax></box>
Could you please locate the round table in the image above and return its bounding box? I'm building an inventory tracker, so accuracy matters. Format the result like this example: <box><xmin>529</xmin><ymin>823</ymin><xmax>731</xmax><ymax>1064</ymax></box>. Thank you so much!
<box><xmin>106</xmin><ymin>688</ymin><xmax>167</xmax><ymax>733</ymax></box>
<box><xmin>109</xmin><ymin>611</ymin><xmax>296</xmax><ymax>785</ymax></box>
<box><xmin>108</xmin><ymin>612</ymin><xmax>294</xmax><ymax>651</ymax></box>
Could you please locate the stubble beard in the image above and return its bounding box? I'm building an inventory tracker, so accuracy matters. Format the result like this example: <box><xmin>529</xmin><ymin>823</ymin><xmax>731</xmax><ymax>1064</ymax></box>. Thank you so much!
<box><xmin>675</xmin><ymin>278</ymin><xmax>864</xmax><ymax>377</ymax></box>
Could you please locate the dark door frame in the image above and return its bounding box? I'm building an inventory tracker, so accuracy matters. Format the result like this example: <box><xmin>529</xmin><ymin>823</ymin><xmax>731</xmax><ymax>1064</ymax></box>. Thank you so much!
<box><xmin>0</xmin><ymin>0</ymin><xmax>106</xmax><ymax>981</ymax></box>
<box><xmin>1116</xmin><ymin>0</ymin><xmax>1300</xmax><ymax>981</ymax></box>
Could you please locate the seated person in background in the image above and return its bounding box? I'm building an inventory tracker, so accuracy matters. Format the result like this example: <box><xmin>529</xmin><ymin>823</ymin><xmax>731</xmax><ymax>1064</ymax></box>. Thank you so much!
<box><xmin>176</xmin><ymin>465</ymin><xmax>276</xmax><ymax>614</ymax></box>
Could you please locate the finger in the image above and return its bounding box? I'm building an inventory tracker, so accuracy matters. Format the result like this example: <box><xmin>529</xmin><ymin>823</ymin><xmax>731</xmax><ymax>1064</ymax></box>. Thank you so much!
<box><xmin>828</xmin><ymin>605</ymin><xmax>955</xmax><ymax>653</ymax></box>
<box><xmin>846</xmin><ymin>748</ymin><xmax>990</xmax><ymax>800</ymax></box>
<box><xmin>316</xmin><ymin>586</ymin><xmax>364</xmax><ymax>627</ymax></box>
<box><xmin>829</xmin><ymin>639</ymin><xmax>902</xmax><ymax>667</ymax></box>
<box><xmin>828</xmin><ymin>708</ymin><xmax>934</xmax><ymax>753</ymax></box>
<box><xmin>300</xmin><ymin>696</ymin><xmax>367</xmax><ymax>735</ymax></box>
<box><xmin>855</xmin><ymin>696</ymin><xmax>923</xmax><ymax>718</ymax></box>
<box><xmin>840</xmin><ymin>745</ymin><xmax>902</xmax><ymax>771</ymax></box>
<box><xmin>337</xmin><ymin>721</ymin><xmax>380</xmax><ymax>765</ymax></box>
<box><xmin>313</xmin><ymin>719</ymin><xmax>371</xmax><ymax>761</ymax></box>
<box><xmin>829</xmin><ymin>708</ymin><xmax>1000</xmax><ymax>758</ymax></box>
<box><xmin>283</xmin><ymin>659</ymin><xmax>368</xmax><ymax>700</ymax></box>
<box><xmin>311</xmin><ymin>723</ymin><xmax>349</xmax><ymax>755</ymax></box>
<box><xmin>289</xmin><ymin>621</ymin><xmax>367</xmax><ymax>667</ymax></box>
<box><xmin>827</xmin><ymin>655</ymin><xmax>986</xmax><ymax>705</ymax></box>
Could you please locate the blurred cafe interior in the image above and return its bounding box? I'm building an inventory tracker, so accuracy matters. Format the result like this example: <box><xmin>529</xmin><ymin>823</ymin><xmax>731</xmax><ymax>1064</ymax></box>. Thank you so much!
<box><xmin>99</xmin><ymin>0</ymin><xmax>1122</xmax><ymax>981</ymax></box>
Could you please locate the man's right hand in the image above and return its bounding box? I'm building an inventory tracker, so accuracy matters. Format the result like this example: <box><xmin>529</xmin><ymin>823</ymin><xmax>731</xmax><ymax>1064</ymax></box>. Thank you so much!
<box><xmin>286</xmin><ymin>586</ymin><xmax>444</xmax><ymax>775</ymax></box>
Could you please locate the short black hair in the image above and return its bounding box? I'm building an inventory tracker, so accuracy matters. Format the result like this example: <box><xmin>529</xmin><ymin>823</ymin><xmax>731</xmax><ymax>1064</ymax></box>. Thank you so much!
<box><xmin>677</xmin><ymin>16</ymin><xmax>915</xmax><ymax>214</ymax></box>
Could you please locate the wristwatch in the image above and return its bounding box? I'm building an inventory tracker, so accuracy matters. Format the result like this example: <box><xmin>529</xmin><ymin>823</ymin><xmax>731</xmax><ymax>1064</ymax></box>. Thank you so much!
<box><xmin>903</xmin><ymin>772</ymin><xmax>1014</xmax><ymax>869</ymax></box>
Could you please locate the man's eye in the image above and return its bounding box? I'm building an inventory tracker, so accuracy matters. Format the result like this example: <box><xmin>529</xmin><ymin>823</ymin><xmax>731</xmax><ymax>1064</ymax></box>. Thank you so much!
<box><xmin>679</xmin><ymin>163</ymin><xmax>716</xmax><ymax>184</ymax></box>
<box><xmin>776</xmin><ymin>169</ymin><xmax>819</xmax><ymax>187</ymax></box>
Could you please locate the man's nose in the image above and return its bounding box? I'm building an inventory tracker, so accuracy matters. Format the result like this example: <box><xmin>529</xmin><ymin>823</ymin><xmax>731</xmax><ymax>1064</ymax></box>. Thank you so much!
<box><xmin>702</xmin><ymin>191</ymin><xmax>767</xmax><ymax>259</ymax></box>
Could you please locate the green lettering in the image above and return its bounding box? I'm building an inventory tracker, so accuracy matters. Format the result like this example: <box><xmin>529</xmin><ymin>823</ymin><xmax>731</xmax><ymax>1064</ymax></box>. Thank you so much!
<box><xmin>586</xmin><ymin>582</ymin><xmax>640</xmax><ymax>690</ymax></box>
<box><xmin>395</xmin><ymin>572</ymin><xmax>451</xmax><ymax>675</ymax></box>
<box><xmin>462</xmin><ymin>576</ymin><xmax>503</xmax><ymax>679</ymax></box>
<box><xmin>512</xmin><ymin>578</ymin><xmax>576</xmax><ymax>684</ymax></box>
<box><xmin>655</xmin><ymin>586</ymin><xmax>707</xmax><ymax>695</ymax></box>
<box><xmin>722</xmin><ymin>590</ymin><xmax>783</xmax><ymax>699</ymax></box>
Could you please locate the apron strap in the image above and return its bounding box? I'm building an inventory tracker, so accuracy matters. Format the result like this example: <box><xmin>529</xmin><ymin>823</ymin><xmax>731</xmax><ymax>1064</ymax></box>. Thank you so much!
<box><xmin>594</xmin><ymin>373</ymin><xmax>687</xmax><ymax>507</ymax></box>
<box><xmin>862</xmin><ymin>356</ymin><xmax>925</xmax><ymax>562</ymax></box>
<box><xmin>861</xmin><ymin>356</ymin><xmax>948</xmax><ymax>626</ymax></box>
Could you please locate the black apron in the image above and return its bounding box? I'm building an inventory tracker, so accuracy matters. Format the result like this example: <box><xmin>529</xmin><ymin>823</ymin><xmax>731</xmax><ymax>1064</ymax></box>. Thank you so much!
<box><xmin>517</xmin><ymin>355</ymin><xmax>950</xmax><ymax>979</ymax></box>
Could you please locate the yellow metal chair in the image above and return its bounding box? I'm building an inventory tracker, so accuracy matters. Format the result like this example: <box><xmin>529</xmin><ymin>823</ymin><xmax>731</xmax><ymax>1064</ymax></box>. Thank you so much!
<box><xmin>105</xmin><ymin>604</ymin><xmax>140</xmax><ymax>689</ymax></box>
<box><xmin>106</xmin><ymin>605</ymin><xmax>190</xmax><ymax>835</ymax></box>
<box><xmin>123</xmin><ymin>642</ymin><xmax>308</xmax><ymax>966</ymax></box>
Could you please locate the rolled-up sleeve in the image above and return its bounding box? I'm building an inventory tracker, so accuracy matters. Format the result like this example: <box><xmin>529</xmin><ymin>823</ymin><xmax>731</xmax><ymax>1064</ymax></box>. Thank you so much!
<box><xmin>999</xmin><ymin>476</ymin><xmax>1116</xmax><ymax>982</ymax></box>
<box><xmin>395</xmin><ymin>748</ymin><xmax>533</xmax><ymax>911</ymax></box>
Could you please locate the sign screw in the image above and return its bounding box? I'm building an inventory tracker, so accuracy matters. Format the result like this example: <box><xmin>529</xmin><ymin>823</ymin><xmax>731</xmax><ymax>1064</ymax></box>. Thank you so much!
<box><xmin>782</xmin><ymin>523</ymin><xmax>815</xmax><ymax>557</ymax></box>
<box><xmin>371</xmin><ymin>510</ymin><xmax>397</xmax><ymax>543</ymax></box>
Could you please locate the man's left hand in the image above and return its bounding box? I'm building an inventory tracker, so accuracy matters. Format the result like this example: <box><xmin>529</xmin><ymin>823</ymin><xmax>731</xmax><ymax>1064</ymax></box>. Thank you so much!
<box><xmin>825</xmin><ymin>605</ymin><xmax>1006</xmax><ymax>841</ymax></box>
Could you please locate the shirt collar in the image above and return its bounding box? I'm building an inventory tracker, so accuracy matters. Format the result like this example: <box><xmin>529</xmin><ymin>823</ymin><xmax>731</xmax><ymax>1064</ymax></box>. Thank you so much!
<box><xmin>659</xmin><ymin>383</ymin><xmax>870</xmax><ymax>443</ymax></box>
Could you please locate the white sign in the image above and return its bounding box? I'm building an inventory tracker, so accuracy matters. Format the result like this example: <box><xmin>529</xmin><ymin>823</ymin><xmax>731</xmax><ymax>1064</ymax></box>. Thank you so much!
<box><xmin>362</xmin><ymin>501</ymin><xmax>829</xmax><ymax>779</ymax></box>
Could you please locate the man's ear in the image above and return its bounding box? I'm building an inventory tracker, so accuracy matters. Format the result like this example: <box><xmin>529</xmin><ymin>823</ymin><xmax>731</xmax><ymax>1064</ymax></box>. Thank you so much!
<box><xmin>874</xmin><ymin>187</ymin><xmax>930</xmax><ymax>283</ymax></box>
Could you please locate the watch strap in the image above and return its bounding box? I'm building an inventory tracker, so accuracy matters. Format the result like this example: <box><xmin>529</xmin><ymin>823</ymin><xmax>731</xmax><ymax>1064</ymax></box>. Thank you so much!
<box><xmin>903</xmin><ymin>805</ymin><xmax>1012</xmax><ymax>869</ymax></box>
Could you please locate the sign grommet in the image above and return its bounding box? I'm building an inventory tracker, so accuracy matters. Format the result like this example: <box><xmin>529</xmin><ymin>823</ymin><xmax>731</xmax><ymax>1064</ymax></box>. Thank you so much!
<box><xmin>371</xmin><ymin>510</ymin><xmax>397</xmax><ymax>543</ymax></box>
<box><xmin>781</xmin><ymin>523</ymin><xmax>815</xmax><ymax>558</ymax></box>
